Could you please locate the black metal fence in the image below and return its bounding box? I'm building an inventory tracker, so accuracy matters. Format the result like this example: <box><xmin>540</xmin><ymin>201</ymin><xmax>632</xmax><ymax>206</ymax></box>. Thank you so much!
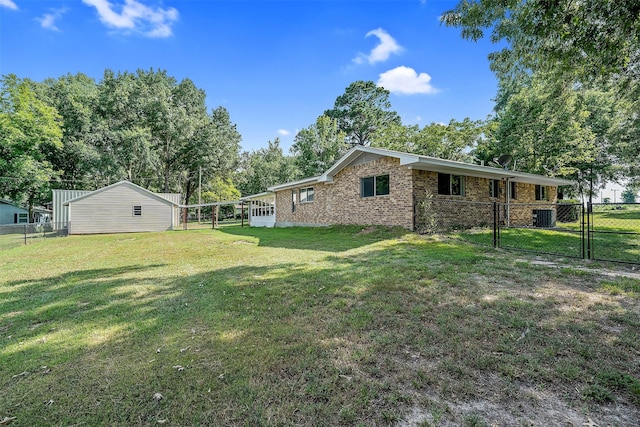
<box><xmin>414</xmin><ymin>198</ymin><xmax>639</xmax><ymax>265</ymax></box>
<box><xmin>0</xmin><ymin>223</ymin><xmax>68</xmax><ymax>250</ymax></box>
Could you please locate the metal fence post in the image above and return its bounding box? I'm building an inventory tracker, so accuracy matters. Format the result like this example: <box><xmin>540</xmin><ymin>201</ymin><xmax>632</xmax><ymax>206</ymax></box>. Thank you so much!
<box><xmin>586</xmin><ymin>202</ymin><xmax>592</xmax><ymax>260</ymax></box>
<box><xmin>580</xmin><ymin>204</ymin><xmax>585</xmax><ymax>259</ymax></box>
<box><xmin>493</xmin><ymin>201</ymin><xmax>498</xmax><ymax>248</ymax></box>
<box><xmin>24</xmin><ymin>224</ymin><xmax>27</xmax><ymax>245</ymax></box>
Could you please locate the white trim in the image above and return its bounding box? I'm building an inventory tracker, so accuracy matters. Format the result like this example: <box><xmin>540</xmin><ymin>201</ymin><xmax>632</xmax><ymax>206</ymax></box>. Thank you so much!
<box><xmin>268</xmin><ymin>146</ymin><xmax>576</xmax><ymax>191</ymax></box>
<box><xmin>64</xmin><ymin>181</ymin><xmax>179</xmax><ymax>207</ymax></box>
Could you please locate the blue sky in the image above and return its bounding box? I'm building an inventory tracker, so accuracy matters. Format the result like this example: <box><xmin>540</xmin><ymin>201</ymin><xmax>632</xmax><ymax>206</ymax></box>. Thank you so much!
<box><xmin>1</xmin><ymin>0</ymin><xmax>500</xmax><ymax>152</ymax></box>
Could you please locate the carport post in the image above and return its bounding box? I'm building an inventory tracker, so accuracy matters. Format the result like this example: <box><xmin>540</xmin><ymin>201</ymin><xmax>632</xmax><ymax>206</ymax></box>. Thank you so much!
<box><xmin>182</xmin><ymin>207</ymin><xmax>188</xmax><ymax>230</ymax></box>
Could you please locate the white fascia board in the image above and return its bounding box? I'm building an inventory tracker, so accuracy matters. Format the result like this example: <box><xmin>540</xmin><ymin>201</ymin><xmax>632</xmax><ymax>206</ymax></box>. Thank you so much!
<box><xmin>63</xmin><ymin>181</ymin><xmax>180</xmax><ymax>206</ymax></box>
<box><xmin>240</xmin><ymin>191</ymin><xmax>275</xmax><ymax>201</ymax></box>
<box><xmin>408</xmin><ymin>158</ymin><xmax>575</xmax><ymax>186</ymax></box>
<box><xmin>267</xmin><ymin>176</ymin><xmax>320</xmax><ymax>192</ymax></box>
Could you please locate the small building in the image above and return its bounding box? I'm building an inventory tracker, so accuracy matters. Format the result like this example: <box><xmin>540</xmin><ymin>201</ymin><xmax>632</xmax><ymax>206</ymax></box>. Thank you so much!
<box><xmin>63</xmin><ymin>181</ymin><xmax>181</xmax><ymax>234</ymax></box>
<box><xmin>241</xmin><ymin>192</ymin><xmax>276</xmax><ymax>227</ymax></box>
<box><xmin>0</xmin><ymin>199</ymin><xmax>30</xmax><ymax>224</ymax></box>
<box><xmin>245</xmin><ymin>146</ymin><xmax>575</xmax><ymax>230</ymax></box>
<box><xmin>0</xmin><ymin>199</ymin><xmax>52</xmax><ymax>225</ymax></box>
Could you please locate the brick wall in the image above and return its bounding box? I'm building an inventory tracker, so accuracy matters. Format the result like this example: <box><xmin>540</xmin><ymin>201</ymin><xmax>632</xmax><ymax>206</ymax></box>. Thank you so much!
<box><xmin>275</xmin><ymin>157</ymin><xmax>414</xmax><ymax>229</ymax></box>
<box><xmin>274</xmin><ymin>154</ymin><xmax>561</xmax><ymax>231</ymax></box>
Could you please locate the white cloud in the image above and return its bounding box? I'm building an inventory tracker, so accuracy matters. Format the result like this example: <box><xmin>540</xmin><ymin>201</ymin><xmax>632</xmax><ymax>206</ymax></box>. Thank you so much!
<box><xmin>37</xmin><ymin>8</ymin><xmax>68</xmax><ymax>31</ymax></box>
<box><xmin>277</xmin><ymin>129</ymin><xmax>291</xmax><ymax>136</ymax></box>
<box><xmin>377</xmin><ymin>66</ymin><xmax>439</xmax><ymax>95</ymax></box>
<box><xmin>0</xmin><ymin>0</ymin><xmax>18</xmax><ymax>10</ymax></box>
<box><xmin>353</xmin><ymin>28</ymin><xmax>402</xmax><ymax>65</ymax></box>
<box><xmin>82</xmin><ymin>0</ymin><xmax>178</xmax><ymax>38</ymax></box>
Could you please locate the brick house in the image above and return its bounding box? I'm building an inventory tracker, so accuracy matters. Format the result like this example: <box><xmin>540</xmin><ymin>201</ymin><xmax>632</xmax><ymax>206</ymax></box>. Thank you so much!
<box><xmin>243</xmin><ymin>146</ymin><xmax>575</xmax><ymax>230</ymax></box>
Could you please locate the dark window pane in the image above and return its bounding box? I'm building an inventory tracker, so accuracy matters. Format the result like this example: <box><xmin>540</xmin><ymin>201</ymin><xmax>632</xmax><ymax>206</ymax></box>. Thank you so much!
<box><xmin>376</xmin><ymin>175</ymin><xmax>389</xmax><ymax>196</ymax></box>
<box><xmin>361</xmin><ymin>177</ymin><xmax>375</xmax><ymax>197</ymax></box>
<box><xmin>307</xmin><ymin>188</ymin><xmax>314</xmax><ymax>202</ymax></box>
<box><xmin>438</xmin><ymin>173</ymin><xmax>450</xmax><ymax>195</ymax></box>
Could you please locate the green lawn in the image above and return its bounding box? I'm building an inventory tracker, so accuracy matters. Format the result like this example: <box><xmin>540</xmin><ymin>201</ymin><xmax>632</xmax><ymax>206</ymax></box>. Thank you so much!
<box><xmin>1</xmin><ymin>226</ymin><xmax>639</xmax><ymax>426</ymax></box>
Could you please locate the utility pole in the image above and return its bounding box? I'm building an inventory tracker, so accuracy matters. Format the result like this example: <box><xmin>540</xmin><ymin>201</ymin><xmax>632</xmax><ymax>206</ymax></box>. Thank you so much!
<box><xmin>198</xmin><ymin>166</ymin><xmax>202</xmax><ymax>223</ymax></box>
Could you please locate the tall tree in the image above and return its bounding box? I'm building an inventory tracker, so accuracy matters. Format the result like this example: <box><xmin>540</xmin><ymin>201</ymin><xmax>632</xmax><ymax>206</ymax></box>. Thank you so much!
<box><xmin>442</xmin><ymin>1</ymin><xmax>640</xmax><ymax>187</ymax></box>
<box><xmin>371</xmin><ymin>118</ymin><xmax>484</xmax><ymax>162</ymax></box>
<box><xmin>441</xmin><ymin>1</ymin><xmax>640</xmax><ymax>83</ymax></box>
<box><xmin>179</xmin><ymin>106</ymin><xmax>241</xmax><ymax>204</ymax></box>
<box><xmin>236</xmin><ymin>138</ymin><xmax>299</xmax><ymax>196</ymax></box>
<box><xmin>0</xmin><ymin>74</ymin><xmax>63</xmax><ymax>218</ymax></box>
<box><xmin>38</xmin><ymin>73</ymin><xmax>101</xmax><ymax>189</ymax></box>
<box><xmin>93</xmin><ymin>69</ymin><xmax>155</xmax><ymax>187</ymax></box>
<box><xmin>324</xmin><ymin>80</ymin><xmax>401</xmax><ymax>146</ymax></box>
<box><xmin>476</xmin><ymin>76</ymin><xmax>622</xmax><ymax>198</ymax></box>
<box><xmin>290</xmin><ymin>115</ymin><xmax>347</xmax><ymax>177</ymax></box>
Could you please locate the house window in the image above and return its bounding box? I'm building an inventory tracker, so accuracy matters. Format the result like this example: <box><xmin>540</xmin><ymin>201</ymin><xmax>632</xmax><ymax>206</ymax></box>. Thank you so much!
<box><xmin>291</xmin><ymin>190</ymin><xmax>296</xmax><ymax>213</ymax></box>
<box><xmin>489</xmin><ymin>179</ymin><xmax>500</xmax><ymax>198</ymax></box>
<box><xmin>438</xmin><ymin>174</ymin><xmax>465</xmax><ymax>196</ymax></box>
<box><xmin>300</xmin><ymin>187</ymin><xmax>314</xmax><ymax>203</ymax></box>
<box><xmin>535</xmin><ymin>185</ymin><xmax>547</xmax><ymax>201</ymax></box>
<box><xmin>14</xmin><ymin>213</ymin><xmax>28</xmax><ymax>224</ymax></box>
<box><xmin>361</xmin><ymin>174</ymin><xmax>390</xmax><ymax>198</ymax></box>
<box><xmin>510</xmin><ymin>182</ymin><xmax>517</xmax><ymax>200</ymax></box>
<box><xmin>133</xmin><ymin>205</ymin><xmax>142</xmax><ymax>216</ymax></box>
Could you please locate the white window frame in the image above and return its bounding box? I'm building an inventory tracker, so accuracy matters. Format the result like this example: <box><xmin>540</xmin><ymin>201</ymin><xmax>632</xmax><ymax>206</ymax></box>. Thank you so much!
<box><xmin>300</xmin><ymin>187</ymin><xmax>314</xmax><ymax>203</ymax></box>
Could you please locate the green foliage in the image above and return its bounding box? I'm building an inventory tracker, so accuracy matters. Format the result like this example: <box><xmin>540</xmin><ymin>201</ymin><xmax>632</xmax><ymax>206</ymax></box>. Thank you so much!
<box><xmin>443</xmin><ymin>1</ymin><xmax>640</xmax><ymax>188</ymax></box>
<box><xmin>324</xmin><ymin>80</ymin><xmax>401</xmax><ymax>146</ymax></box>
<box><xmin>622</xmin><ymin>188</ymin><xmax>638</xmax><ymax>203</ymax></box>
<box><xmin>0</xmin><ymin>74</ymin><xmax>63</xmax><ymax>212</ymax></box>
<box><xmin>236</xmin><ymin>138</ymin><xmax>299</xmax><ymax>196</ymax></box>
<box><xmin>12</xmin><ymin>69</ymin><xmax>242</xmax><ymax>202</ymax></box>
<box><xmin>441</xmin><ymin>1</ymin><xmax>640</xmax><ymax>83</ymax></box>
<box><xmin>476</xmin><ymin>76</ymin><xmax>624</xmax><ymax>197</ymax></box>
<box><xmin>290</xmin><ymin>115</ymin><xmax>347</xmax><ymax>177</ymax></box>
<box><xmin>201</xmin><ymin>177</ymin><xmax>241</xmax><ymax>204</ymax></box>
<box><xmin>372</xmin><ymin>118</ymin><xmax>485</xmax><ymax>162</ymax></box>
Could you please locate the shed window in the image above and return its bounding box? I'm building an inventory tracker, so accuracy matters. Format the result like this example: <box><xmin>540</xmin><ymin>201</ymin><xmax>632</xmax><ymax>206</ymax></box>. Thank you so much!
<box><xmin>535</xmin><ymin>185</ymin><xmax>547</xmax><ymax>201</ymax></box>
<box><xmin>133</xmin><ymin>205</ymin><xmax>142</xmax><ymax>216</ymax></box>
<box><xmin>300</xmin><ymin>187</ymin><xmax>314</xmax><ymax>203</ymax></box>
<box><xmin>361</xmin><ymin>174</ymin><xmax>389</xmax><ymax>198</ymax></box>
<box><xmin>438</xmin><ymin>174</ymin><xmax>465</xmax><ymax>196</ymax></box>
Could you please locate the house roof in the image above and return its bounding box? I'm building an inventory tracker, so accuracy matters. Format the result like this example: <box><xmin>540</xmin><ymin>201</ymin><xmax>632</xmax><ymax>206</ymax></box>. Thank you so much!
<box><xmin>63</xmin><ymin>181</ymin><xmax>180</xmax><ymax>206</ymax></box>
<box><xmin>0</xmin><ymin>199</ymin><xmax>24</xmax><ymax>209</ymax></box>
<box><xmin>267</xmin><ymin>146</ymin><xmax>576</xmax><ymax>191</ymax></box>
<box><xmin>1</xmin><ymin>199</ymin><xmax>50</xmax><ymax>213</ymax></box>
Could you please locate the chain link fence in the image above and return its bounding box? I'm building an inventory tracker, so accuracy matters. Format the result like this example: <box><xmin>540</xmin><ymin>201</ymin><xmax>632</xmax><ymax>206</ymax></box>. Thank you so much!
<box><xmin>587</xmin><ymin>203</ymin><xmax>640</xmax><ymax>264</ymax></box>
<box><xmin>0</xmin><ymin>223</ymin><xmax>68</xmax><ymax>250</ymax></box>
<box><xmin>414</xmin><ymin>198</ymin><xmax>638</xmax><ymax>265</ymax></box>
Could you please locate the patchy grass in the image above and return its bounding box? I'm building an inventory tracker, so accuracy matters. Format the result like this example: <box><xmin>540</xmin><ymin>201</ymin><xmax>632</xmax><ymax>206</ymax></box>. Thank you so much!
<box><xmin>1</xmin><ymin>225</ymin><xmax>639</xmax><ymax>426</ymax></box>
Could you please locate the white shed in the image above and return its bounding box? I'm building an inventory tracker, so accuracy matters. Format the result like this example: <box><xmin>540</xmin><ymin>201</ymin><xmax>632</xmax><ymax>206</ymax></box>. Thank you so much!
<box><xmin>64</xmin><ymin>181</ymin><xmax>181</xmax><ymax>234</ymax></box>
